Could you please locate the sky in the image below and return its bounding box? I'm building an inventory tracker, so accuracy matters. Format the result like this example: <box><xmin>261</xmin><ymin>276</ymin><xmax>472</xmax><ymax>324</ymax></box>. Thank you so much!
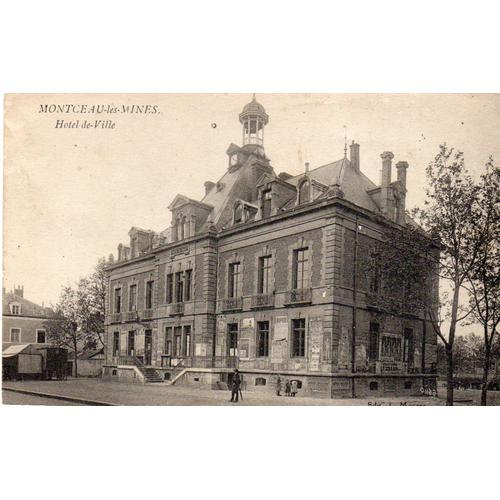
<box><xmin>4</xmin><ymin>94</ymin><xmax>499</xmax><ymax>317</ymax></box>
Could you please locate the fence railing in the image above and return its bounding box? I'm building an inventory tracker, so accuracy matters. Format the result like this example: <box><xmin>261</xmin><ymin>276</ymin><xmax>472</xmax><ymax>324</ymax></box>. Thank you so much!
<box><xmin>221</xmin><ymin>297</ymin><xmax>243</xmax><ymax>312</ymax></box>
<box><xmin>126</xmin><ymin>311</ymin><xmax>138</xmax><ymax>322</ymax></box>
<box><xmin>168</xmin><ymin>302</ymin><xmax>184</xmax><ymax>316</ymax></box>
<box><xmin>142</xmin><ymin>308</ymin><xmax>154</xmax><ymax>319</ymax></box>
<box><xmin>251</xmin><ymin>293</ymin><xmax>275</xmax><ymax>309</ymax></box>
<box><xmin>284</xmin><ymin>288</ymin><xmax>312</xmax><ymax>305</ymax></box>
<box><xmin>110</xmin><ymin>312</ymin><xmax>122</xmax><ymax>324</ymax></box>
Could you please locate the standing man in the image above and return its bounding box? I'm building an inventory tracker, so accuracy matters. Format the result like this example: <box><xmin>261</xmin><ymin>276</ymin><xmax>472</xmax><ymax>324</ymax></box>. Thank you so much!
<box><xmin>230</xmin><ymin>369</ymin><xmax>242</xmax><ymax>403</ymax></box>
<box><xmin>276</xmin><ymin>375</ymin><xmax>282</xmax><ymax>396</ymax></box>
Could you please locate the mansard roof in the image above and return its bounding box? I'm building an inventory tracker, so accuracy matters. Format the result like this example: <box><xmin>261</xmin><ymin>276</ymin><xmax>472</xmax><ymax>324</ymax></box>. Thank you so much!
<box><xmin>288</xmin><ymin>157</ymin><xmax>380</xmax><ymax>212</ymax></box>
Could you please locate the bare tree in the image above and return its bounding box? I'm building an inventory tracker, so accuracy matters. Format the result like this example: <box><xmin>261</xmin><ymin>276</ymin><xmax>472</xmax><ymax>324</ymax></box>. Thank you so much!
<box><xmin>366</xmin><ymin>146</ymin><xmax>483</xmax><ymax>405</ymax></box>
<box><xmin>464</xmin><ymin>161</ymin><xmax>500</xmax><ymax>405</ymax></box>
<box><xmin>44</xmin><ymin>286</ymin><xmax>87</xmax><ymax>377</ymax></box>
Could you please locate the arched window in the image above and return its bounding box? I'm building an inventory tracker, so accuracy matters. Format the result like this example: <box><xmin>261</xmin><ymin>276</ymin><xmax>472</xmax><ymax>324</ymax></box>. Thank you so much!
<box><xmin>234</xmin><ymin>203</ymin><xmax>243</xmax><ymax>224</ymax></box>
<box><xmin>298</xmin><ymin>179</ymin><xmax>310</xmax><ymax>204</ymax></box>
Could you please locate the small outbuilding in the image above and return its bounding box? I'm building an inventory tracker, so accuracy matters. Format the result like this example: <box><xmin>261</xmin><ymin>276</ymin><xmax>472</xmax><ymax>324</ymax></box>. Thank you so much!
<box><xmin>2</xmin><ymin>343</ymin><xmax>43</xmax><ymax>380</ymax></box>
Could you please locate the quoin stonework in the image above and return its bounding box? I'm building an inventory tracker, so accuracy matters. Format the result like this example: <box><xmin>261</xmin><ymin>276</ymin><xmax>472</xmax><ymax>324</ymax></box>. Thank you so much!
<box><xmin>103</xmin><ymin>95</ymin><xmax>438</xmax><ymax>397</ymax></box>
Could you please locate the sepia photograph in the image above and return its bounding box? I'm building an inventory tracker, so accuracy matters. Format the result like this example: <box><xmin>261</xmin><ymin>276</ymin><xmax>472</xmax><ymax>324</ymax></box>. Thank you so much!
<box><xmin>3</xmin><ymin>93</ymin><xmax>499</xmax><ymax>407</ymax></box>
<box><xmin>1</xmin><ymin>3</ymin><xmax>499</xmax><ymax>500</ymax></box>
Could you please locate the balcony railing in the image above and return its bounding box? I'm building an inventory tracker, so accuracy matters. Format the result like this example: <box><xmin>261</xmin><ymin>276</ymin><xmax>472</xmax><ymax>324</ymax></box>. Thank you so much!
<box><xmin>168</xmin><ymin>302</ymin><xmax>184</xmax><ymax>316</ymax></box>
<box><xmin>221</xmin><ymin>296</ymin><xmax>243</xmax><ymax>312</ymax></box>
<box><xmin>142</xmin><ymin>308</ymin><xmax>154</xmax><ymax>320</ymax></box>
<box><xmin>126</xmin><ymin>311</ymin><xmax>139</xmax><ymax>322</ymax></box>
<box><xmin>251</xmin><ymin>293</ymin><xmax>275</xmax><ymax>309</ymax></box>
<box><xmin>284</xmin><ymin>288</ymin><xmax>312</xmax><ymax>305</ymax></box>
<box><xmin>110</xmin><ymin>312</ymin><xmax>122</xmax><ymax>324</ymax></box>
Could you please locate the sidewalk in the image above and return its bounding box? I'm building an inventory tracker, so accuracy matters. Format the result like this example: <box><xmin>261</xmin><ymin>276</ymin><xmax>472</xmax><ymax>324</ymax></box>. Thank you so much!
<box><xmin>2</xmin><ymin>378</ymin><xmax>443</xmax><ymax>406</ymax></box>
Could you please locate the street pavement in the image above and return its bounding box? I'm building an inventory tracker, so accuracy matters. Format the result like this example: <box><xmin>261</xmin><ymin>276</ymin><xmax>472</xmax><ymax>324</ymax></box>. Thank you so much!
<box><xmin>2</xmin><ymin>390</ymin><xmax>84</xmax><ymax>405</ymax></box>
<box><xmin>2</xmin><ymin>378</ymin><xmax>448</xmax><ymax>406</ymax></box>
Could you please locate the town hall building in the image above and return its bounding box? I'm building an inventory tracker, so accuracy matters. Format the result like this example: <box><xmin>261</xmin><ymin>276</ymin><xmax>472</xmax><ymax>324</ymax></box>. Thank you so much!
<box><xmin>102</xmin><ymin>96</ymin><xmax>438</xmax><ymax>398</ymax></box>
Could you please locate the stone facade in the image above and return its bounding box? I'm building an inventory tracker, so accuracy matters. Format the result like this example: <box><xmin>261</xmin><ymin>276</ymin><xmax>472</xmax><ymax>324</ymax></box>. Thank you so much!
<box><xmin>103</xmin><ymin>96</ymin><xmax>438</xmax><ymax>398</ymax></box>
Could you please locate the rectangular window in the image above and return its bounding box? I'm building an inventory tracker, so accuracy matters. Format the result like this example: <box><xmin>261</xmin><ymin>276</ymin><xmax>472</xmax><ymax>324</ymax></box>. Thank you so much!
<box><xmin>292</xmin><ymin>248</ymin><xmax>309</xmax><ymax>289</ymax></box>
<box><xmin>127</xmin><ymin>331</ymin><xmax>135</xmax><ymax>356</ymax></box>
<box><xmin>370</xmin><ymin>253</ymin><xmax>382</xmax><ymax>293</ymax></box>
<box><xmin>145</xmin><ymin>281</ymin><xmax>154</xmax><ymax>309</ymax></box>
<box><xmin>257</xmin><ymin>321</ymin><xmax>270</xmax><ymax>357</ymax></box>
<box><xmin>164</xmin><ymin>327</ymin><xmax>172</xmax><ymax>354</ymax></box>
<box><xmin>228</xmin><ymin>262</ymin><xmax>241</xmax><ymax>298</ymax></box>
<box><xmin>368</xmin><ymin>322</ymin><xmax>380</xmax><ymax>361</ymax></box>
<box><xmin>175</xmin><ymin>272</ymin><xmax>184</xmax><ymax>303</ymax></box>
<box><xmin>36</xmin><ymin>329</ymin><xmax>46</xmax><ymax>343</ymax></box>
<box><xmin>166</xmin><ymin>274</ymin><xmax>174</xmax><ymax>304</ymax></box>
<box><xmin>228</xmin><ymin>323</ymin><xmax>238</xmax><ymax>356</ymax></box>
<box><xmin>10</xmin><ymin>328</ymin><xmax>21</xmax><ymax>342</ymax></box>
<box><xmin>380</xmin><ymin>335</ymin><xmax>402</xmax><ymax>361</ymax></box>
<box><xmin>184</xmin><ymin>270</ymin><xmax>192</xmax><ymax>301</ymax></box>
<box><xmin>11</xmin><ymin>304</ymin><xmax>21</xmax><ymax>315</ymax></box>
<box><xmin>129</xmin><ymin>284</ymin><xmax>137</xmax><ymax>311</ymax></box>
<box><xmin>114</xmin><ymin>288</ymin><xmax>122</xmax><ymax>313</ymax></box>
<box><xmin>258</xmin><ymin>255</ymin><xmax>272</xmax><ymax>294</ymax></box>
<box><xmin>183</xmin><ymin>325</ymin><xmax>191</xmax><ymax>356</ymax></box>
<box><xmin>113</xmin><ymin>332</ymin><xmax>120</xmax><ymax>356</ymax></box>
<box><xmin>292</xmin><ymin>318</ymin><xmax>306</xmax><ymax>357</ymax></box>
<box><xmin>174</xmin><ymin>326</ymin><xmax>182</xmax><ymax>357</ymax></box>
<box><xmin>403</xmin><ymin>328</ymin><xmax>415</xmax><ymax>364</ymax></box>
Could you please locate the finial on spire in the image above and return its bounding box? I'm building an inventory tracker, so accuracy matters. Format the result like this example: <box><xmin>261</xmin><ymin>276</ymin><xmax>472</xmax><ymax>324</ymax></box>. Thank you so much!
<box><xmin>305</xmin><ymin>162</ymin><xmax>310</xmax><ymax>173</ymax></box>
<box><xmin>252</xmin><ymin>93</ymin><xmax>256</xmax><ymax>101</ymax></box>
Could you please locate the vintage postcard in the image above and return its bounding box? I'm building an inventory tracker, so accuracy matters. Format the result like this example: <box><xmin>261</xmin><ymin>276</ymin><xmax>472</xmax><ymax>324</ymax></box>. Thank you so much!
<box><xmin>3</xmin><ymin>93</ymin><xmax>499</xmax><ymax>406</ymax></box>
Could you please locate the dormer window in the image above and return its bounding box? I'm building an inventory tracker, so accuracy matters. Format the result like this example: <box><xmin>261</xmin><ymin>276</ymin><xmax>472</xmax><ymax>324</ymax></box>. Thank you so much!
<box><xmin>10</xmin><ymin>303</ymin><xmax>21</xmax><ymax>315</ymax></box>
<box><xmin>298</xmin><ymin>179</ymin><xmax>310</xmax><ymax>204</ymax></box>
<box><xmin>234</xmin><ymin>203</ymin><xmax>243</xmax><ymax>224</ymax></box>
<box><xmin>261</xmin><ymin>189</ymin><xmax>272</xmax><ymax>218</ymax></box>
<box><xmin>183</xmin><ymin>216</ymin><xmax>189</xmax><ymax>239</ymax></box>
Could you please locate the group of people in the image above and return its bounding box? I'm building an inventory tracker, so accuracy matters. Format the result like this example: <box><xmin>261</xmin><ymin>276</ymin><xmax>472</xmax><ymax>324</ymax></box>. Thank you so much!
<box><xmin>276</xmin><ymin>376</ymin><xmax>298</xmax><ymax>397</ymax></box>
<box><xmin>228</xmin><ymin>370</ymin><xmax>300</xmax><ymax>403</ymax></box>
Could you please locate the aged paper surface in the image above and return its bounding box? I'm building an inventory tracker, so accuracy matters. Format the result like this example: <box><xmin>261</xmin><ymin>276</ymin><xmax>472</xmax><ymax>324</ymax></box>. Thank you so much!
<box><xmin>3</xmin><ymin>94</ymin><xmax>500</xmax><ymax>407</ymax></box>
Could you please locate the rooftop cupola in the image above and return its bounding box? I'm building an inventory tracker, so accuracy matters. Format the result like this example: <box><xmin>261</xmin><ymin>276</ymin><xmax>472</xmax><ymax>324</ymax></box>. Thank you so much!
<box><xmin>239</xmin><ymin>94</ymin><xmax>269</xmax><ymax>150</ymax></box>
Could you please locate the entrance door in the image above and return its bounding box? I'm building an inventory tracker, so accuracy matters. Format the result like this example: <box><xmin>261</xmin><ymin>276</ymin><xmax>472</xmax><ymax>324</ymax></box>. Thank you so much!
<box><xmin>128</xmin><ymin>331</ymin><xmax>135</xmax><ymax>357</ymax></box>
<box><xmin>144</xmin><ymin>330</ymin><xmax>152</xmax><ymax>365</ymax></box>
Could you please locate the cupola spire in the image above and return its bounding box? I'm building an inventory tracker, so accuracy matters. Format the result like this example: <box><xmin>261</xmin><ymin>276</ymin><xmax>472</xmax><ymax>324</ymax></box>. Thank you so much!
<box><xmin>239</xmin><ymin>94</ymin><xmax>269</xmax><ymax>149</ymax></box>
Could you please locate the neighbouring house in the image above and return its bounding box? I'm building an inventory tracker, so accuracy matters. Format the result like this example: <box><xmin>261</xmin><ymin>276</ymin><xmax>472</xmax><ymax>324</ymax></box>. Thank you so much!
<box><xmin>2</xmin><ymin>286</ymin><xmax>56</xmax><ymax>347</ymax></box>
<box><xmin>102</xmin><ymin>95</ymin><xmax>438</xmax><ymax>397</ymax></box>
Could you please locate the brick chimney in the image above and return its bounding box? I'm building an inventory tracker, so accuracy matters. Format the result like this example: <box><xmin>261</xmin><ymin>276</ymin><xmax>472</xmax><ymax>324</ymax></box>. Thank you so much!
<box><xmin>395</xmin><ymin>161</ymin><xmax>409</xmax><ymax>225</ymax></box>
<box><xmin>380</xmin><ymin>151</ymin><xmax>394</xmax><ymax>218</ymax></box>
<box><xmin>349</xmin><ymin>141</ymin><xmax>360</xmax><ymax>172</ymax></box>
<box><xmin>14</xmin><ymin>285</ymin><xmax>24</xmax><ymax>298</ymax></box>
<box><xmin>204</xmin><ymin>181</ymin><xmax>215</xmax><ymax>195</ymax></box>
<box><xmin>396</xmin><ymin>161</ymin><xmax>408</xmax><ymax>190</ymax></box>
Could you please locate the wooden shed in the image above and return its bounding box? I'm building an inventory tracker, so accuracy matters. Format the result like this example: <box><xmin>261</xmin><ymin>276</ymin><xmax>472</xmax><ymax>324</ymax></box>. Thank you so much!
<box><xmin>2</xmin><ymin>343</ymin><xmax>43</xmax><ymax>380</ymax></box>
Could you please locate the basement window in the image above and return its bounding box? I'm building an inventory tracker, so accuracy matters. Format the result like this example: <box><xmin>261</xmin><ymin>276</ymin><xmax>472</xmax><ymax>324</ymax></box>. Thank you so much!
<box><xmin>255</xmin><ymin>377</ymin><xmax>267</xmax><ymax>386</ymax></box>
<box><xmin>369</xmin><ymin>381</ymin><xmax>379</xmax><ymax>391</ymax></box>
